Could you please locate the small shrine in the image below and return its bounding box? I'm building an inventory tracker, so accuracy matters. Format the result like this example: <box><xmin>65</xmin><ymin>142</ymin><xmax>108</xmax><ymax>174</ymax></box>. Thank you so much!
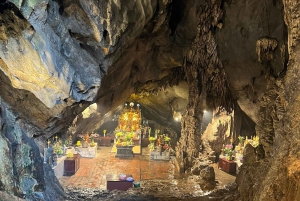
<box><xmin>117</xmin><ymin>102</ymin><xmax>141</xmax><ymax>132</ymax></box>
<box><xmin>112</xmin><ymin>102</ymin><xmax>142</xmax><ymax>157</ymax></box>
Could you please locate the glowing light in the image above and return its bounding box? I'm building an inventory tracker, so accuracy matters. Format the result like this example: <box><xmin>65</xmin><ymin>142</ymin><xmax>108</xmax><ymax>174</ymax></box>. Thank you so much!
<box><xmin>173</xmin><ymin>111</ymin><xmax>182</xmax><ymax>122</ymax></box>
<box><xmin>82</xmin><ymin>103</ymin><xmax>98</xmax><ymax>118</ymax></box>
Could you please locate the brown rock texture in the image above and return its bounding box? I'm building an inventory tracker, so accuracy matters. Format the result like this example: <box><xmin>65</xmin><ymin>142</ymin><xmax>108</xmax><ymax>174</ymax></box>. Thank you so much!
<box><xmin>236</xmin><ymin>1</ymin><xmax>300</xmax><ymax>201</ymax></box>
<box><xmin>0</xmin><ymin>0</ymin><xmax>300</xmax><ymax>200</ymax></box>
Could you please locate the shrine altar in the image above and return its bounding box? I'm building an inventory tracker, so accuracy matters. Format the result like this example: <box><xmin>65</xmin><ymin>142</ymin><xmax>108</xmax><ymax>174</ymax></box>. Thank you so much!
<box><xmin>75</xmin><ymin>143</ymin><xmax>98</xmax><ymax>158</ymax></box>
<box><xmin>52</xmin><ymin>147</ymin><xmax>76</xmax><ymax>178</ymax></box>
<box><xmin>115</xmin><ymin>146</ymin><xmax>134</xmax><ymax>158</ymax></box>
<box><xmin>52</xmin><ymin>155</ymin><xmax>67</xmax><ymax>178</ymax></box>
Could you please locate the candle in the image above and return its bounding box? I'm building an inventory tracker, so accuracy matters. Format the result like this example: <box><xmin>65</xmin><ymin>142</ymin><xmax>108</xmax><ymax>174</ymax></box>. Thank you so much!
<box><xmin>55</xmin><ymin>136</ymin><xmax>58</xmax><ymax>142</ymax></box>
<box><xmin>44</xmin><ymin>148</ymin><xmax>47</xmax><ymax>164</ymax></box>
<box><xmin>47</xmin><ymin>140</ymin><xmax>50</xmax><ymax>148</ymax></box>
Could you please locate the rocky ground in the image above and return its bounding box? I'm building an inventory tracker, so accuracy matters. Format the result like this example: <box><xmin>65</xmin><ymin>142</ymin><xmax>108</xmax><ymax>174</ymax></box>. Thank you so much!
<box><xmin>64</xmin><ymin>181</ymin><xmax>239</xmax><ymax>201</ymax></box>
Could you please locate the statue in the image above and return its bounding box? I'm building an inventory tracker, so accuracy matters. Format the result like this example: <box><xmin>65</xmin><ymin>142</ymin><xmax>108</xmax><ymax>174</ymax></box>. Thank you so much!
<box><xmin>157</xmin><ymin>135</ymin><xmax>162</xmax><ymax>146</ymax></box>
<box><xmin>84</xmin><ymin>133</ymin><xmax>90</xmax><ymax>143</ymax></box>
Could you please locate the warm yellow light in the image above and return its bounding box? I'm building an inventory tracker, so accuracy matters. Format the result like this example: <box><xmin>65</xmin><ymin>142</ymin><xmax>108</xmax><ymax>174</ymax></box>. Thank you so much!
<box><xmin>82</xmin><ymin>103</ymin><xmax>98</xmax><ymax>118</ymax></box>
<box><xmin>173</xmin><ymin>111</ymin><xmax>182</xmax><ymax>122</ymax></box>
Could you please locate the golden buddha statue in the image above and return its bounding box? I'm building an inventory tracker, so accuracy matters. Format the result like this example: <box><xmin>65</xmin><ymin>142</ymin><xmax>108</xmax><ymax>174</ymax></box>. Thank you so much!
<box><xmin>84</xmin><ymin>133</ymin><xmax>90</xmax><ymax>143</ymax></box>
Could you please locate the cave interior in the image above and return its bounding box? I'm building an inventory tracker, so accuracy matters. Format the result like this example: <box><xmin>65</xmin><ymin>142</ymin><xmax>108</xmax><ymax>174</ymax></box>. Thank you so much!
<box><xmin>1</xmin><ymin>0</ymin><xmax>300</xmax><ymax>200</ymax></box>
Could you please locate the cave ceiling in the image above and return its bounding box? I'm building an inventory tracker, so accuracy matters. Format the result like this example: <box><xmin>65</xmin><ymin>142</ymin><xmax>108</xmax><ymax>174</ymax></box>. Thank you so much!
<box><xmin>0</xmin><ymin>0</ymin><xmax>287</xmax><ymax>136</ymax></box>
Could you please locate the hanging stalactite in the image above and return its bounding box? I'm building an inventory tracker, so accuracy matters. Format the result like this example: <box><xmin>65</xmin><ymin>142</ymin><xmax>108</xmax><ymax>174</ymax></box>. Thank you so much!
<box><xmin>175</xmin><ymin>0</ymin><xmax>234</xmax><ymax>172</ymax></box>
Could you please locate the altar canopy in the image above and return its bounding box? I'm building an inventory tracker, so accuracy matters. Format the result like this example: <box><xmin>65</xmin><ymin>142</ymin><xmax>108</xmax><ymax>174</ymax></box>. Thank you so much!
<box><xmin>117</xmin><ymin>102</ymin><xmax>141</xmax><ymax>132</ymax></box>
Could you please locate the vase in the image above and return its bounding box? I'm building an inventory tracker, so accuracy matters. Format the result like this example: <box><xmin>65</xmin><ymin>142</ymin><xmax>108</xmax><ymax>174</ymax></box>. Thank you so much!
<box><xmin>238</xmin><ymin>142</ymin><xmax>244</xmax><ymax>147</ymax></box>
<box><xmin>227</xmin><ymin>155</ymin><xmax>232</xmax><ymax>161</ymax></box>
<box><xmin>90</xmin><ymin>138</ymin><xmax>95</xmax><ymax>147</ymax></box>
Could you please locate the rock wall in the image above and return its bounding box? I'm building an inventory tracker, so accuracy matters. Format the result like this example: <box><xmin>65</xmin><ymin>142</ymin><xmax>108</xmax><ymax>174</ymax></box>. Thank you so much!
<box><xmin>0</xmin><ymin>98</ymin><xmax>65</xmax><ymax>200</ymax></box>
<box><xmin>216</xmin><ymin>0</ymin><xmax>287</xmax><ymax>123</ymax></box>
<box><xmin>0</xmin><ymin>0</ymin><xmax>300</xmax><ymax>200</ymax></box>
<box><xmin>0</xmin><ymin>0</ymin><xmax>200</xmax><ymax>199</ymax></box>
<box><xmin>236</xmin><ymin>1</ymin><xmax>300</xmax><ymax>201</ymax></box>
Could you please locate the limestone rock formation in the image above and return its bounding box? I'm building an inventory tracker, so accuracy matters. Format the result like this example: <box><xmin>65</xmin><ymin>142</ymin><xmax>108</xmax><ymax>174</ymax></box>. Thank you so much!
<box><xmin>198</xmin><ymin>166</ymin><xmax>216</xmax><ymax>190</ymax></box>
<box><xmin>0</xmin><ymin>0</ymin><xmax>300</xmax><ymax>200</ymax></box>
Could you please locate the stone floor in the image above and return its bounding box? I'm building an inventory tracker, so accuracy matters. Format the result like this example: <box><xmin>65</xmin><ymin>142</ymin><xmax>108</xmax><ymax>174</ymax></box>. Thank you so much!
<box><xmin>59</xmin><ymin>147</ymin><xmax>236</xmax><ymax>199</ymax></box>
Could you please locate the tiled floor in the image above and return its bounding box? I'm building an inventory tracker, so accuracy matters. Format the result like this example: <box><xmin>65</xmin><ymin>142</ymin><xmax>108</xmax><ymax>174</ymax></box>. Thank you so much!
<box><xmin>59</xmin><ymin>147</ymin><xmax>178</xmax><ymax>189</ymax></box>
<box><xmin>59</xmin><ymin>147</ymin><xmax>235</xmax><ymax>190</ymax></box>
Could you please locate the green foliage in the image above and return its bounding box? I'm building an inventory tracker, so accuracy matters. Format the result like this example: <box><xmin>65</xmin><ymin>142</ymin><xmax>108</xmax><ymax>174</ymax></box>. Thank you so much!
<box><xmin>224</xmin><ymin>148</ymin><xmax>232</xmax><ymax>155</ymax></box>
<box><xmin>124</xmin><ymin>133</ymin><xmax>134</xmax><ymax>141</ymax></box>
<box><xmin>116</xmin><ymin>132</ymin><xmax>124</xmax><ymax>138</ymax></box>
<box><xmin>164</xmin><ymin>136</ymin><xmax>171</xmax><ymax>142</ymax></box>
<box><xmin>149</xmin><ymin>137</ymin><xmax>156</xmax><ymax>141</ymax></box>
<box><xmin>238</xmin><ymin>135</ymin><xmax>245</xmax><ymax>142</ymax></box>
<box><xmin>53</xmin><ymin>142</ymin><xmax>63</xmax><ymax>155</ymax></box>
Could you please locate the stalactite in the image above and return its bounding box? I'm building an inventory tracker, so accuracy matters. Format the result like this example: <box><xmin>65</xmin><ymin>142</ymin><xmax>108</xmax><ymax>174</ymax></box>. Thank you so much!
<box><xmin>175</xmin><ymin>0</ymin><xmax>234</xmax><ymax>172</ymax></box>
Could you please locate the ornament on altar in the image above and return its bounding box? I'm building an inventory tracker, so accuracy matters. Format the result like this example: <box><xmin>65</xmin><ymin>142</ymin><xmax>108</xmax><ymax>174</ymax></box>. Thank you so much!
<box><xmin>90</xmin><ymin>132</ymin><xmax>99</xmax><ymax>147</ymax></box>
<box><xmin>67</xmin><ymin>152</ymin><xmax>74</xmax><ymax>158</ymax></box>
<box><xmin>76</xmin><ymin>141</ymin><xmax>81</xmax><ymax>146</ymax></box>
<box><xmin>118</xmin><ymin>102</ymin><xmax>141</xmax><ymax>133</ymax></box>
<box><xmin>84</xmin><ymin>133</ymin><xmax>90</xmax><ymax>143</ymax></box>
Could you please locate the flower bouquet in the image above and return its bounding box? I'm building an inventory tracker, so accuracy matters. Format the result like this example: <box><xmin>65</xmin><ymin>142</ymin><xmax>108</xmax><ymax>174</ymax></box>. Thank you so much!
<box><xmin>238</xmin><ymin>135</ymin><xmax>245</xmax><ymax>146</ymax></box>
<box><xmin>77</xmin><ymin>134</ymin><xmax>84</xmax><ymax>140</ymax></box>
<box><xmin>90</xmin><ymin>133</ymin><xmax>99</xmax><ymax>147</ymax></box>
<box><xmin>251</xmin><ymin>136</ymin><xmax>259</xmax><ymax>147</ymax></box>
<box><xmin>149</xmin><ymin>137</ymin><xmax>157</xmax><ymax>151</ymax></box>
<box><xmin>149</xmin><ymin>137</ymin><xmax>157</xmax><ymax>142</ymax></box>
<box><xmin>224</xmin><ymin>144</ymin><xmax>233</xmax><ymax>160</ymax></box>
<box><xmin>115</xmin><ymin>131</ymin><xmax>124</xmax><ymax>139</ymax></box>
